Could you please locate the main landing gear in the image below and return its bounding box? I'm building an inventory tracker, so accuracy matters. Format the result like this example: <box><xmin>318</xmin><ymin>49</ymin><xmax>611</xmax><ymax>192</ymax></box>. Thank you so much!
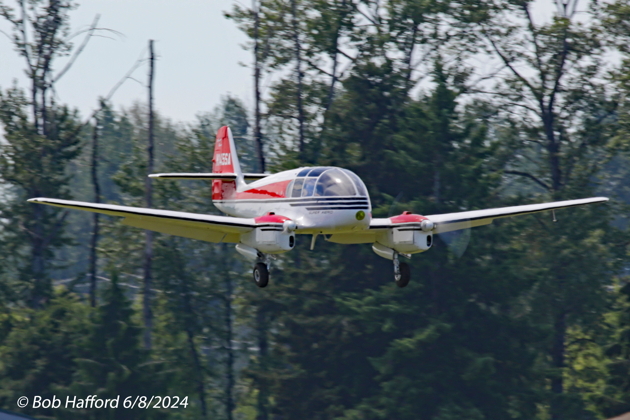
<box><xmin>393</xmin><ymin>253</ymin><xmax>411</xmax><ymax>288</ymax></box>
<box><xmin>252</xmin><ymin>254</ymin><xmax>273</xmax><ymax>288</ymax></box>
<box><xmin>253</xmin><ymin>261</ymin><xmax>269</xmax><ymax>288</ymax></box>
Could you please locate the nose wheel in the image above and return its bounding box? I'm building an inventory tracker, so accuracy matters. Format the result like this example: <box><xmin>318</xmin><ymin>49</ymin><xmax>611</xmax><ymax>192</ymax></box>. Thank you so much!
<box><xmin>393</xmin><ymin>254</ymin><xmax>411</xmax><ymax>288</ymax></box>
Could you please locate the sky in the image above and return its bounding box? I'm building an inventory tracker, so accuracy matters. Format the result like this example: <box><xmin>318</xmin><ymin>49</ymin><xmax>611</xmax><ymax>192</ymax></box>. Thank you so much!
<box><xmin>0</xmin><ymin>0</ymin><xmax>252</xmax><ymax>124</ymax></box>
<box><xmin>0</xmin><ymin>0</ymin><xmax>573</xmax><ymax>126</ymax></box>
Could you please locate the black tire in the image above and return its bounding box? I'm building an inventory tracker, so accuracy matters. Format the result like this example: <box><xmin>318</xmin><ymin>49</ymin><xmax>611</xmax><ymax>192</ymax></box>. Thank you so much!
<box><xmin>395</xmin><ymin>262</ymin><xmax>411</xmax><ymax>288</ymax></box>
<box><xmin>253</xmin><ymin>263</ymin><xmax>269</xmax><ymax>288</ymax></box>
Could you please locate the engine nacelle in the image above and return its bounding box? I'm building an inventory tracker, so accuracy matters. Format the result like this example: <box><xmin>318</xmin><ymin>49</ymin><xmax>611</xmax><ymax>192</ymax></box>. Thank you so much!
<box><xmin>375</xmin><ymin>212</ymin><xmax>434</xmax><ymax>255</ymax></box>
<box><xmin>380</xmin><ymin>227</ymin><xmax>432</xmax><ymax>254</ymax></box>
<box><xmin>241</xmin><ymin>227</ymin><xmax>295</xmax><ymax>254</ymax></box>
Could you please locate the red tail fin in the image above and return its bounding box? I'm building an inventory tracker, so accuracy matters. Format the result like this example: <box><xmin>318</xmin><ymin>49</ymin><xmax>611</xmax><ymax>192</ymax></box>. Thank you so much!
<box><xmin>213</xmin><ymin>126</ymin><xmax>236</xmax><ymax>173</ymax></box>
<box><xmin>212</xmin><ymin>126</ymin><xmax>243</xmax><ymax>200</ymax></box>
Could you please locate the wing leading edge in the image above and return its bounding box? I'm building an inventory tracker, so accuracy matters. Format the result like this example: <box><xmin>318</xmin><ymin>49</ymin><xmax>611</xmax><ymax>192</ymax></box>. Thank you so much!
<box><xmin>425</xmin><ymin>196</ymin><xmax>609</xmax><ymax>233</ymax></box>
<box><xmin>27</xmin><ymin>198</ymin><xmax>258</xmax><ymax>243</ymax></box>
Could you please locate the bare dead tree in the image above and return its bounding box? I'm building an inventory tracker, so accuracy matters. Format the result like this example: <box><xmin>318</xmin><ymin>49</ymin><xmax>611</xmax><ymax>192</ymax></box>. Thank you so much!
<box><xmin>253</xmin><ymin>0</ymin><xmax>266</xmax><ymax>173</ymax></box>
<box><xmin>291</xmin><ymin>0</ymin><xmax>306</xmax><ymax>158</ymax></box>
<box><xmin>143</xmin><ymin>39</ymin><xmax>155</xmax><ymax>350</ymax></box>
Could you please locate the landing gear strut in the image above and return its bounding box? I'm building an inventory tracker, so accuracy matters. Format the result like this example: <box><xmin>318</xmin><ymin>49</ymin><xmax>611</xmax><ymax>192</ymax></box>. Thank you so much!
<box><xmin>393</xmin><ymin>253</ymin><xmax>410</xmax><ymax>288</ymax></box>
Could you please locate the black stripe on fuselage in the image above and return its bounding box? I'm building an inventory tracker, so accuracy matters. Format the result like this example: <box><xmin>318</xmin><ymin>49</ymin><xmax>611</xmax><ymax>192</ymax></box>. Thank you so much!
<box><xmin>305</xmin><ymin>206</ymin><xmax>369</xmax><ymax>211</ymax></box>
<box><xmin>291</xmin><ymin>201</ymin><xmax>368</xmax><ymax>207</ymax></box>
<box><xmin>215</xmin><ymin>196</ymin><xmax>369</xmax><ymax>205</ymax></box>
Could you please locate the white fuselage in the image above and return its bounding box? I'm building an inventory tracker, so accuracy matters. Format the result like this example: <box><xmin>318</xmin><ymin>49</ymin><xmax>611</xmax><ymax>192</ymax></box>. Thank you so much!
<box><xmin>213</xmin><ymin>167</ymin><xmax>372</xmax><ymax>234</ymax></box>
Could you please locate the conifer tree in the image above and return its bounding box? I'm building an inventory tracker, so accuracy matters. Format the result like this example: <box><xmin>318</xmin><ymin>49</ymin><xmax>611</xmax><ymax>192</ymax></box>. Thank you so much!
<box><xmin>69</xmin><ymin>272</ymin><xmax>158</xmax><ymax>420</ymax></box>
<box><xmin>0</xmin><ymin>87</ymin><xmax>82</xmax><ymax>306</ymax></box>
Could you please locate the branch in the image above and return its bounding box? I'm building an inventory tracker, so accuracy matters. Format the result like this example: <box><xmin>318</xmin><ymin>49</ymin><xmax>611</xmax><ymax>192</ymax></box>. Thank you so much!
<box><xmin>548</xmin><ymin>25</ymin><xmax>571</xmax><ymax>115</ymax></box>
<box><xmin>336</xmin><ymin>47</ymin><xmax>356</xmax><ymax>62</ymax></box>
<box><xmin>522</xmin><ymin>2</ymin><xmax>546</xmax><ymax>86</ymax></box>
<box><xmin>481</xmin><ymin>25</ymin><xmax>541</xmax><ymax>103</ymax></box>
<box><xmin>63</xmin><ymin>48</ymin><xmax>148</xmax><ymax>144</ymax></box>
<box><xmin>0</xmin><ymin>28</ymin><xmax>12</xmax><ymax>42</ymax></box>
<box><xmin>52</xmin><ymin>14</ymin><xmax>100</xmax><ymax>83</ymax></box>
<box><xmin>18</xmin><ymin>0</ymin><xmax>34</xmax><ymax>72</ymax></box>
<box><xmin>504</xmin><ymin>170</ymin><xmax>551</xmax><ymax>191</ymax></box>
<box><xmin>352</xmin><ymin>2</ymin><xmax>378</xmax><ymax>26</ymax></box>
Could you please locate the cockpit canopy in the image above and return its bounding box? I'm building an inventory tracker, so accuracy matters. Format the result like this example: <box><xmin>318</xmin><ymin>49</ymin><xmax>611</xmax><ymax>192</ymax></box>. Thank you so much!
<box><xmin>286</xmin><ymin>167</ymin><xmax>368</xmax><ymax>198</ymax></box>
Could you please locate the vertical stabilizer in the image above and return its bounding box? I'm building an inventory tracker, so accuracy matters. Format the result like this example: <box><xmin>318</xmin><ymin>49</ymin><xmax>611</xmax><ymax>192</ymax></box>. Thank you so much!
<box><xmin>212</xmin><ymin>126</ymin><xmax>246</xmax><ymax>200</ymax></box>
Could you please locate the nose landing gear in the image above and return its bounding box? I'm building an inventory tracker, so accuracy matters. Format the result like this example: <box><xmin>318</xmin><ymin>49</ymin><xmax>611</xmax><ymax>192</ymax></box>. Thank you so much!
<box><xmin>393</xmin><ymin>253</ymin><xmax>411</xmax><ymax>288</ymax></box>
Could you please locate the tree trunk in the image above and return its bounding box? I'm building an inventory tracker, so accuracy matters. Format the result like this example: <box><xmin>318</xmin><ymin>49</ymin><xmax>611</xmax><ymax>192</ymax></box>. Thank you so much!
<box><xmin>291</xmin><ymin>0</ymin><xmax>306</xmax><ymax>158</ymax></box>
<box><xmin>143</xmin><ymin>40</ymin><xmax>155</xmax><ymax>350</ymax></box>
<box><xmin>253</xmin><ymin>0</ymin><xmax>266</xmax><ymax>173</ymax></box>
<box><xmin>550</xmin><ymin>311</ymin><xmax>566</xmax><ymax>420</ymax></box>
<box><xmin>89</xmin><ymin>115</ymin><xmax>101</xmax><ymax>307</ymax></box>
<box><xmin>30</xmin><ymin>202</ymin><xmax>45</xmax><ymax>308</ymax></box>
<box><xmin>256</xmin><ymin>307</ymin><xmax>269</xmax><ymax>420</ymax></box>
<box><xmin>186</xmin><ymin>327</ymin><xmax>208</xmax><ymax>419</ymax></box>
<box><xmin>224</xmin><ymin>267</ymin><xmax>235</xmax><ymax>420</ymax></box>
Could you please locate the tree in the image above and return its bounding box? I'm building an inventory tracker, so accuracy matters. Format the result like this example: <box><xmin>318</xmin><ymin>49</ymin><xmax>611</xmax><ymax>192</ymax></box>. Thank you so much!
<box><xmin>459</xmin><ymin>1</ymin><xmax>626</xmax><ymax>417</ymax></box>
<box><xmin>0</xmin><ymin>86</ymin><xmax>82</xmax><ymax>306</ymax></box>
<box><xmin>601</xmin><ymin>283</ymin><xmax>630</xmax><ymax>418</ymax></box>
<box><xmin>68</xmin><ymin>272</ymin><xmax>159</xmax><ymax>420</ymax></box>
<box><xmin>0</xmin><ymin>288</ymin><xmax>92</xmax><ymax>418</ymax></box>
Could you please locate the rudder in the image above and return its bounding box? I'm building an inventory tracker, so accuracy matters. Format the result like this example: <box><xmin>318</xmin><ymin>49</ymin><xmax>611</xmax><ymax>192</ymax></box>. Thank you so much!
<box><xmin>212</xmin><ymin>126</ymin><xmax>245</xmax><ymax>200</ymax></box>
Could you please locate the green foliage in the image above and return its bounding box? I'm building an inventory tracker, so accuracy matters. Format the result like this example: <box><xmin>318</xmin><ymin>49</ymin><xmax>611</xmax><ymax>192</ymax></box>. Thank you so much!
<box><xmin>0</xmin><ymin>86</ymin><xmax>82</xmax><ymax>305</ymax></box>
<box><xmin>66</xmin><ymin>272</ymin><xmax>161</xmax><ymax>420</ymax></box>
<box><xmin>0</xmin><ymin>288</ymin><xmax>92</xmax><ymax>418</ymax></box>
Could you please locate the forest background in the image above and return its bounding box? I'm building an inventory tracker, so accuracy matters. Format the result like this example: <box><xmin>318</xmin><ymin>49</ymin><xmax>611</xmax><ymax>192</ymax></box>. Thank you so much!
<box><xmin>0</xmin><ymin>0</ymin><xmax>630</xmax><ymax>419</ymax></box>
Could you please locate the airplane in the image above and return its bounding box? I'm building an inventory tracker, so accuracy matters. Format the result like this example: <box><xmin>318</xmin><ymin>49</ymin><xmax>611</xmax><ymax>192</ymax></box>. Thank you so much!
<box><xmin>28</xmin><ymin>126</ymin><xmax>609</xmax><ymax>288</ymax></box>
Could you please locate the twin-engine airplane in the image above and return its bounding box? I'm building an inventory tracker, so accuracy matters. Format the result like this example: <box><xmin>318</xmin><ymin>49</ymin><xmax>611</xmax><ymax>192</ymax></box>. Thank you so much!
<box><xmin>29</xmin><ymin>126</ymin><xmax>608</xmax><ymax>288</ymax></box>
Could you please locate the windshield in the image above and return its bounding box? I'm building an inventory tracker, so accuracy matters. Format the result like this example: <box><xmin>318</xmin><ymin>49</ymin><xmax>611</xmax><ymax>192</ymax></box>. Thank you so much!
<box><xmin>286</xmin><ymin>167</ymin><xmax>369</xmax><ymax>198</ymax></box>
<box><xmin>315</xmin><ymin>169</ymin><xmax>356</xmax><ymax>196</ymax></box>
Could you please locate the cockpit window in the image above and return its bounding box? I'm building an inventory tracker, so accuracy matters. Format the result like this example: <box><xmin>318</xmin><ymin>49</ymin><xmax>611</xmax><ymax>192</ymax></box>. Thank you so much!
<box><xmin>342</xmin><ymin>169</ymin><xmax>368</xmax><ymax>197</ymax></box>
<box><xmin>307</xmin><ymin>167</ymin><xmax>327</xmax><ymax>177</ymax></box>
<box><xmin>290</xmin><ymin>167</ymin><xmax>368</xmax><ymax>198</ymax></box>
<box><xmin>291</xmin><ymin>178</ymin><xmax>304</xmax><ymax>197</ymax></box>
<box><xmin>316</xmin><ymin>169</ymin><xmax>357</xmax><ymax>196</ymax></box>
<box><xmin>302</xmin><ymin>178</ymin><xmax>317</xmax><ymax>197</ymax></box>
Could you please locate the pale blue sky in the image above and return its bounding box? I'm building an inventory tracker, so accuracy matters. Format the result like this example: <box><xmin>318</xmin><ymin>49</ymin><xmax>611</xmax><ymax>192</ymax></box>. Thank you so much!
<box><xmin>0</xmin><ymin>0</ymin><xmax>252</xmax><ymax>124</ymax></box>
<box><xmin>0</xmin><ymin>0</ymin><xmax>572</xmax><ymax>126</ymax></box>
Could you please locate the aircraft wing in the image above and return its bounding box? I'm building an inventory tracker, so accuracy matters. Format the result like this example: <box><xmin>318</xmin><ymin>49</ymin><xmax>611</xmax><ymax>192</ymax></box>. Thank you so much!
<box><xmin>327</xmin><ymin>196</ymin><xmax>608</xmax><ymax>244</ymax></box>
<box><xmin>27</xmin><ymin>197</ymin><xmax>258</xmax><ymax>243</ymax></box>
<box><xmin>423</xmin><ymin>197</ymin><xmax>609</xmax><ymax>233</ymax></box>
<box><xmin>366</xmin><ymin>196</ymin><xmax>609</xmax><ymax>234</ymax></box>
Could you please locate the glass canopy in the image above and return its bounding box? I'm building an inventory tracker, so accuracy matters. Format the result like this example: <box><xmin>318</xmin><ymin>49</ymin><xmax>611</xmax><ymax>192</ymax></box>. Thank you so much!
<box><xmin>287</xmin><ymin>167</ymin><xmax>368</xmax><ymax>198</ymax></box>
